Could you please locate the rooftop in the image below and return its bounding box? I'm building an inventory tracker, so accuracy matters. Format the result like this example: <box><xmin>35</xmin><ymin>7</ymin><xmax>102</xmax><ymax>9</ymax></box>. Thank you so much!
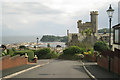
<box><xmin>112</xmin><ymin>24</ymin><xmax>120</xmax><ymax>29</ymax></box>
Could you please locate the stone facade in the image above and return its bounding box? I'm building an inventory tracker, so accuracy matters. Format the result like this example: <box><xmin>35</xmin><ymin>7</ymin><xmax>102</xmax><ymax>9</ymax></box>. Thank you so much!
<box><xmin>67</xmin><ymin>11</ymin><xmax>111</xmax><ymax>46</ymax></box>
<box><xmin>77</xmin><ymin>11</ymin><xmax>98</xmax><ymax>33</ymax></box>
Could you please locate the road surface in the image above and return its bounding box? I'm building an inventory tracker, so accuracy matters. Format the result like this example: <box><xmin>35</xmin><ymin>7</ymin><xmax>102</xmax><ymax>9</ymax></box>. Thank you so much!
<box><xmin>12</xmin><ymin>60</ymin><xmax>90</xmax><ymax>78</ymax></box>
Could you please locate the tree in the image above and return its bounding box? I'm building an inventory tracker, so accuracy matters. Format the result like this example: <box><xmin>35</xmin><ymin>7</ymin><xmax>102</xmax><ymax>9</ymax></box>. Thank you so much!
<box><xmin>56</xmin><ymin>45</ymin><xmax>61</xmax><ymax>48</ymax></box>
<box><xmin>1</xmin><ymin>45</ymin><xmax>6</xmax><ymax>49</ymax></box>
<box><xmin>47</xmin><ymin>43</ymin><xmax>50</xmax><ymax>47</ymax></box>
<box><xmin>19</xmin><ymin>45</ymin><xmax>26</xmax><ymax>49</ymax></box>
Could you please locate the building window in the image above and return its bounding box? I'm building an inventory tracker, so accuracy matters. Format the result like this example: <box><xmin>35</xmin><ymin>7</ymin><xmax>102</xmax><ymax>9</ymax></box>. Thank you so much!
<box><xmin>115</xmin><ymin>29</ymin><xmax>119</xmax><ymax>43</ymax></box>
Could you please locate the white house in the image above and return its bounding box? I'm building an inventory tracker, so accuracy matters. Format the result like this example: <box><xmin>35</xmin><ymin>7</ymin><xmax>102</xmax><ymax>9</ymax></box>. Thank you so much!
<box><xmin>112</xmin><ymin>24</ymin><xmax>120</xmax><ymax>50</ymax></box>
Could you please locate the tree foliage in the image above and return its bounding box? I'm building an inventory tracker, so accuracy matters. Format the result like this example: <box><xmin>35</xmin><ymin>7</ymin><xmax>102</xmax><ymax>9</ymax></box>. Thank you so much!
<box><xmin>34</xmin><ymin>48</ymin><xmax>59</xmax><ymax>59</ymax></box>
<box><xmin>19</xmin><ymin>45</ymin><xmax>26</xmax><ymax>49</ymax></box>
<box><xmin>63</xmin><ymin>46</ymin><xmax>84</xmax><ymax>55</ymax></box>
<box><xmin>94</xmin><ymin>41</ymin><xmax>109</xmax><ymax>52</ymax></box>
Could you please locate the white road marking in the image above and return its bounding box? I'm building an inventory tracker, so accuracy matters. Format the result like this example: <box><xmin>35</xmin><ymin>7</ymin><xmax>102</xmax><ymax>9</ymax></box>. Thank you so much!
<box><xmin>3</xmin><ymin>62</ymin><xmax>49</xmax><ymax>79</ymax></box>
<box><xmin>82</xmin><ymin>62</ymin><xmax>98</xmax><ymax>80</ymax></box>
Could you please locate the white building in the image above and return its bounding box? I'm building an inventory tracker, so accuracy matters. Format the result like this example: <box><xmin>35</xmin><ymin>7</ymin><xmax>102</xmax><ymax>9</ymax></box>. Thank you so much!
<box><xmin>112</xmin><ymin>24</ymin><xmax>120</xmax><ymax>50</ymax></box>
<box><xmin>118</xmin><ymin>1</ymin><xmax>120</xmax><ymax>23</ymax></box>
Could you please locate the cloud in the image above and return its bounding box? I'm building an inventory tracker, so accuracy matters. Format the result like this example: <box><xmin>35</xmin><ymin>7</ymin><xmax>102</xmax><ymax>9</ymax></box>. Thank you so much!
<box><xmin>2</xmin><ymin>2</ymin><xmax>63</xmax><ymax>15</ymax></box>
<box><xmin>2</xmin><ymin>0</ymin><xmax>119</xmax><ymax>36</ymax></box>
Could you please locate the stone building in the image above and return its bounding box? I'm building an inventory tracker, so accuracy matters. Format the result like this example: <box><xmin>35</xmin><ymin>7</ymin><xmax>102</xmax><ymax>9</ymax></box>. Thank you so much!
<box><xmin>77</xmin><ymin>11</ymin><xmax>98</xmax><ymax>34</ymax></box>
<box><xmin>67</xmin><ymin>11</ymin><xmax>111</xmax><ymax>46</ymax></box>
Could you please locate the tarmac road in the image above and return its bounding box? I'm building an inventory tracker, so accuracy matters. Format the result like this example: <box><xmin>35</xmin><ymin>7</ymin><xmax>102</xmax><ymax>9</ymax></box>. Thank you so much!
<box><xmin>11</xmin><ymin>60</ymin><xmax>90</xmax><ymax>78</ymax></box>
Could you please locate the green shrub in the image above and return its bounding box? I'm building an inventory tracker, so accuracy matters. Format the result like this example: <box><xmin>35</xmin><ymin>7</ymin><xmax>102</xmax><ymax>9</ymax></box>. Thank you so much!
<box><xmin>34</xmin><ymin>48</ymin><xmax>59</xmax><ymax>59</ymax></box>
<box><xmin>27</xmin><ymin>50</ymin><xmax>34</xmax><ymax>61</ymax></box>
<box><xmin>12</xmin><ymin>47</ymin><xmax>16</xmax><ymax>52</ymax></box>
<box><xmin>49</xmin><ymin>51</ymin><xmax>60</xmax><ymax>58</ymax></box>
<box><xmin>63</xmin><ymin>46</ymin><xmax>83</xmax><ymax>55</ymax></box>
<box><xmin>68</xmin><ymin>42</ymin><xmax>93</xmax><ymax>50</ymax></box>
<box><xmin>59</xmin><ymin>53</ymin><xmax>82</xmax><ymax>60</ymax></box>
<box><xmin>2</xmin><ymin>49</ymin><xmax>8</xmax><ymax>56</ymax></box>
<box><xmin>94</xmin><ymin>41</ymin><xmax>109</xmax><ymax>52</ymax></box>
<box><xmin>34</xmin><ymin>48</ymin><xmax>50</xmax><ymax>59</ymax></box>
<box><xmin>15</xmin><ymin>50</ymin><xmax>34</xmax><ymax>61</ymax></box>
<box><xmin>7</xmin><ymin>49</ymin><xmax>14</xmax><ymax>56</ymax></box>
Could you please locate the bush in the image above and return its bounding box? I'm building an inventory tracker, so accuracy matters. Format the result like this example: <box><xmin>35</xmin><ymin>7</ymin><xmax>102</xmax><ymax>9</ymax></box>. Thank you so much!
<box><xmin>34</xmin><ymin>48</ymin><xmax>50</xmax><ymax>59</ymax></box>
<box><xmin>7</xmin><ymin>49</ymin><xmax>14</xmax><ymax>56</ymax></box>
<box><xmin>59</xmin><ymin>53</ymin><xmax>83</xmax><ymax>60</ymax></box>
<box><xmin>15</xmin><ymin>50</ymin><xmax>34</xmax><ymax>61</ymax></box>
<box><xmin>2</xmin><ymin>49</ymin><xmax>8</xmax><ymax>56</ymax></box>
<box><xmin>68</xmin><ymin>42</ymin><xmax>93</xmax><ymax>50</ymax></box>
<box><xmin>63</xmin><ymin>46</ymin><xmax>84</xmax><ymax>55</ymax></box>
<box><xmin>34</xmin><ymin>48</ymin><xmax>60</xmax><ymax>59</ymax></box>
<box><xmin>94</xmin><ymin>41</ymin><xmax>109</xmax><ymax>52</ymax></box>
<box><xmin>12</xmin><ymin>47</ymin><xmax>16</xmax><ymax>52</ymax></box>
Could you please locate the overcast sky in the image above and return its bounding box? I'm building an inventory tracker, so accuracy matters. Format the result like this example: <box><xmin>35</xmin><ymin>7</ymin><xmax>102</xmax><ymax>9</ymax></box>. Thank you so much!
<box><xmin>1</xmin><ymin>0</ymin><xmax>119</xmax><ymax>36</ymax></box>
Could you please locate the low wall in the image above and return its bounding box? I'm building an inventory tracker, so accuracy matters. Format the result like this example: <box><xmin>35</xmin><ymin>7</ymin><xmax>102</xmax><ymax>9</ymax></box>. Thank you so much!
<box><xmin>84</xmin><ymin>52</ymin><xmax>97</xmax><ymax>62</ymax></box>
<box><xmin>97</xmin><ymin>56</ymin><xmax>108</xmax><ymax>70</ymax></box>
<box><xmin>0</xmin><ymin>55</ymin><xmax>28</xmax><ymax>70</ymax></box>
<box><xmin>97</xmin><ymin>55</ymin><xmax>120</xmax><ymax>75</ymax></box>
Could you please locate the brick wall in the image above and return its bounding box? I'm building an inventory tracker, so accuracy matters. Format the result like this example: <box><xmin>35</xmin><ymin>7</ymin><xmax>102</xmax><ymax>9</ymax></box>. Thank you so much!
<box><xmin>113</xmin><ymin>56</ymin><xmax>120</xmax><ymax>75</ymax></box>
<box><xmin>0</xmin><ymin>55</ymin><xmax>28</xmax><ymax>70</ymax></box>
<box><xmin>97</xmin><ymin>56</ymin><xmax>108</xmax><ymax>69</ymax></box>
<box><xmin>97</xmin><ymin>55</ymin><xmax>120</xmax><ymax>75</ymax></box>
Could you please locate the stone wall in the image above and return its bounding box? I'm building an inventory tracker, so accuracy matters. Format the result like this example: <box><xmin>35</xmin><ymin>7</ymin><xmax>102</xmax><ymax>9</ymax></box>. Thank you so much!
<box><xmin>77</xmin><ymin>11</ymin><xmax>98</xmax><ymax>33</ymax></box>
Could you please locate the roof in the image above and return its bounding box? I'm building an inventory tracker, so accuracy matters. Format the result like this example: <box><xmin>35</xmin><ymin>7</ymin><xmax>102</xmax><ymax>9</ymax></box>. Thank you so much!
<box><xmin>112</xmin><ymin>24</ymin><xmax>120</xmax><ymax>29</ymax></box>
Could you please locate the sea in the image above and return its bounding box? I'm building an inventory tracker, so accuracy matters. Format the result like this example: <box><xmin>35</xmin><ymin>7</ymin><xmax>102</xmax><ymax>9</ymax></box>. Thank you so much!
<box><xmin>0</xmin><ymin>36</ymin><xmax>66</xmax><ymax>48</ymax></box>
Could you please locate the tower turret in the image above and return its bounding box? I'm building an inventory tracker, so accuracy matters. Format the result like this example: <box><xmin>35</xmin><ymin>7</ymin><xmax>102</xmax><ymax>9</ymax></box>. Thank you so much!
<box><xmin>90</xmin><ymin>11</ymin><xmax>98</xmax><ymax>33</ymax></box>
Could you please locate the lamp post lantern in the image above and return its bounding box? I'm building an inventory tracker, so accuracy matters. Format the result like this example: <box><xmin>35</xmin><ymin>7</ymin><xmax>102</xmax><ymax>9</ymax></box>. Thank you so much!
<box><xmin>106</xmin><ymin>4</ymin><xmax>114</xmax><ymax>49</ymax></box>
<box><xmin>106</xmin><ymin>4</ymin><xmax>114</xmax><ymax>72</ymax></box>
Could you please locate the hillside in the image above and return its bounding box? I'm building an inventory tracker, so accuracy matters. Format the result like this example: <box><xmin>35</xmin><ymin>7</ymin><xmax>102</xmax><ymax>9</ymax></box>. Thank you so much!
<box><xmin>40</xmin><ymin>35</ymin><xmax>68</xmax><ymax>42</ymax></box>
<box><xmin>98</xmin><ymin>28</ymin><xmax>113</xmax><ymax>33</ymax></box>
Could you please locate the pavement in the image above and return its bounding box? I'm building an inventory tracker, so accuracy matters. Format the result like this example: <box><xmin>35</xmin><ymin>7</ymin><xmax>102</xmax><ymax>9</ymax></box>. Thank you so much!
<box><xmin>83</xmin><ymin>61</ymin><xmax>120</xmax><ymax>80</ymax></box>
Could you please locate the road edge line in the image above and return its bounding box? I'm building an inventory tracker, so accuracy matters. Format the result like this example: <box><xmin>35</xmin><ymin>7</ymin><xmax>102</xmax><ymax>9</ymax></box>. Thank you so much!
<box><xmin>82</xmin><ymin>61</ymin><xmax>98</xmax><ymax>80</ymax></box>
<box><xmin>2</xmin><ymin>62</ymin><xmax>49</xmax><ymax>79</ymax></box>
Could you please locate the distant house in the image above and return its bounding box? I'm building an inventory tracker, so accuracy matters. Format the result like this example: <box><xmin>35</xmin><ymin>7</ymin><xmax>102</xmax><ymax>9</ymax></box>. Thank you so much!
<box><xmin>112</xmin><ymin>24</ymin><xmax>120</xmax><ymax>50</ymax></box>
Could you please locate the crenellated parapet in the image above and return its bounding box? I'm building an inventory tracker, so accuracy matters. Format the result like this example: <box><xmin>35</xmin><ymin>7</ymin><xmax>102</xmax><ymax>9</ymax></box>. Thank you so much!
<box><xmin>77</xmin><ymin>11</ymin><xmax>98</xmax><ymax>33</ymax></box>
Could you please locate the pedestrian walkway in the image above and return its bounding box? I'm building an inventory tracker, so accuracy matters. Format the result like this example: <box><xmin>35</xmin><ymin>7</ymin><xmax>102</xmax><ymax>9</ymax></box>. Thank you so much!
<box><xmin>83</xmin><ymin>61</ymin><xmax>120</xmax><ymax>80</ymax></box>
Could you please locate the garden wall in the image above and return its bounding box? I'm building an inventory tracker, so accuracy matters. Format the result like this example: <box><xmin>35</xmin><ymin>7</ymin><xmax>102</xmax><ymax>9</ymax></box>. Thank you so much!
<box><xmin>0</xmin><ymin>55</ymin><xmax>28</xmax><ymax>70</ymax></box>
<box><xmin>97</xmin><ymin>49</ymin><xmax>120</xmax><ymax>75</ymax></box>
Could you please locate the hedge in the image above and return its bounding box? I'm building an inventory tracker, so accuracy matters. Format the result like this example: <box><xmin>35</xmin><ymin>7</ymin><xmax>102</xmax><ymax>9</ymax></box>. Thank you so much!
<box><xmin>15</xmin><ymin>50</ymin><xmax>34</xmax><ymax>61</ymax></box>
<box><xmin>63</xmin><ymin>46</ymin><xmax>85</xmax><ymax>55</ymax></box>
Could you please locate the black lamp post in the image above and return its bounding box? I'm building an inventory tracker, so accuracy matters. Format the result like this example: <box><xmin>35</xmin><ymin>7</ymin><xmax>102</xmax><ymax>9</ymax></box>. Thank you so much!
<box><xmin>106</xmin><ymin>4</ymin><xmax>114</xmax><ymax>49</ymax></box>
<box><xmin>106</xmin><ymin>4</ymin><xmax>114</xmax><ymax>72</ymax></box>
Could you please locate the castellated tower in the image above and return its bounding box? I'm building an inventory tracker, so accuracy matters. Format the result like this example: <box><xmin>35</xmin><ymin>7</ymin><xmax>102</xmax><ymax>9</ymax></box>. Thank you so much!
<box><xmin>90</xmin><ymin>11</ymin><xmax>98</xmax><ymax>33</ymax></box>
<box><xmin>77</xmin><ymin>11</ymin><xmax>98</xmax><ymax>34</ymax></box>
